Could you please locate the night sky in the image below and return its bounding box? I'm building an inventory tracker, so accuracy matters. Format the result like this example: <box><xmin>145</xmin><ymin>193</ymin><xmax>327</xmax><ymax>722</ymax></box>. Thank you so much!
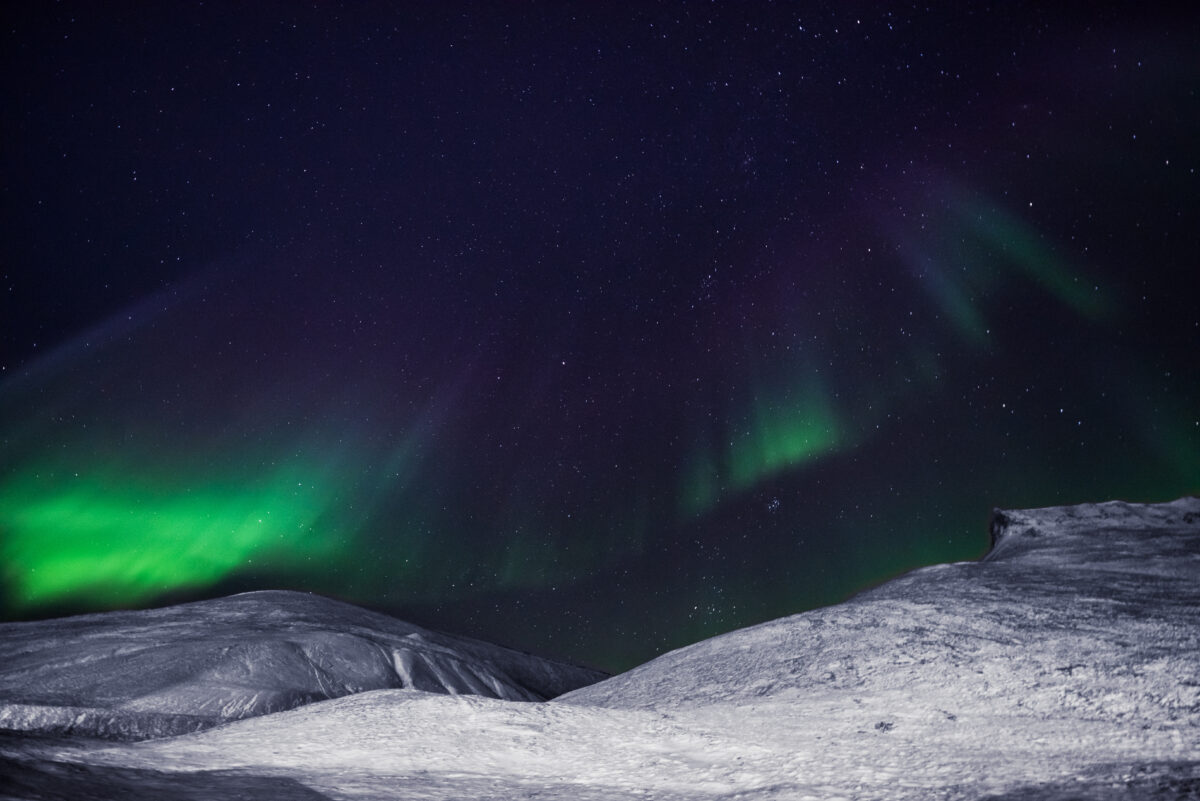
<box><xmin>2</xmin><ymin>2</ymin><xmax>1197</xmax><ymax>674</ymax></box>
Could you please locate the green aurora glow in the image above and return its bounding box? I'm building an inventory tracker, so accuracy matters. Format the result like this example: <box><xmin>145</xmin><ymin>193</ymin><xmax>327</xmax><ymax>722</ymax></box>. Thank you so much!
<box><xmin>680</xmin><ymin>373</ymin><xmax>844</xmax><ymax>517</ymax></box>
<box><xmin>948</xmin><ymin>188</ymin><xmax>1112</xmax><ymax>321</ymax></box>
<box><xmin>0</xmin><ymin>458</ymin><xmax>353</xmax><ymax>611</ymax></box>
<box><xmin>731</xmin><ymin>378</ymin><xmax>841</xmax><ymax>491</ymax></box>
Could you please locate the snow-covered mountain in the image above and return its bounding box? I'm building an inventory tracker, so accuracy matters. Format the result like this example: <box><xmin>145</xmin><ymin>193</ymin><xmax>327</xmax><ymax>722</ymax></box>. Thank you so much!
<box><xmin>1</xmin><ymin>498</ymin><xmax>1197</xmax><ymax>800</ymax></box>
<box><xmin>0</xmin><ymin>589</ymin><xmax>605</xmax><ymax>740</ymax></box>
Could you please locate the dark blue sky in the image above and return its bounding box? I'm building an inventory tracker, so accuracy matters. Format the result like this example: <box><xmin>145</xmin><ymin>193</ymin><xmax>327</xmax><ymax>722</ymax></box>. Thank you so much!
<box><xmin>2</xmin><ymin>2</ymin><xmax>1197</xmax><ymax>672</ymax></box>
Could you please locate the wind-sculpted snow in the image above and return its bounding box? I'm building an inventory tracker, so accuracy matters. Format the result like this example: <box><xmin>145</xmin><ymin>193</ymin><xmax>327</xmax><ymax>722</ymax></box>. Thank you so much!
<box><xmin>0</xmin><ymin>590</ymin><xmax>604</xmax><ymax>741</ymax></box>
<box><xmin>985</xmin><ymin>497</ymin><xmax>1200</xmax><ymax>575</ymax></box>
<box><xmin>2</xmin><ymin>499</ymin><xmax>1197</xmax><ymax>800</ymax></box>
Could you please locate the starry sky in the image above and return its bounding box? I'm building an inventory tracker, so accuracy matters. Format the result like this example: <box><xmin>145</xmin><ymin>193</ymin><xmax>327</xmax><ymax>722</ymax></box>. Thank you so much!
<box><xmin>2</xmin><ymin>2</ymin><xmax>1197</xmax><ymax>674</ymax></box>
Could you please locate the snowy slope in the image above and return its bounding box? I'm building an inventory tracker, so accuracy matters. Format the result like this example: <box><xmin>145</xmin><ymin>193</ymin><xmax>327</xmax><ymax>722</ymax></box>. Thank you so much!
<box><xmin>559</xmin><ymin>497</ymin><xmax>1200</xmax><ymax>713</ymax></box>
<box><xmin>1</xmin><ymin>498</ymin><xmax>1197</xmax><ymax>800</ymax></box>
<box><xmin>0</xmin><ymin>590</ymin><xmax>604</xmax><ymax>740</ymax></box>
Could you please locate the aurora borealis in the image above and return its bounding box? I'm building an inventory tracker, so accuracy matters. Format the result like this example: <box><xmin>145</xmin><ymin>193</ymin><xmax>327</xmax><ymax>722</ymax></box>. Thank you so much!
<box><xmin>2</xmin><ymin>3</ymin><xmax>1197</xmax><ymax>673</ymax></box>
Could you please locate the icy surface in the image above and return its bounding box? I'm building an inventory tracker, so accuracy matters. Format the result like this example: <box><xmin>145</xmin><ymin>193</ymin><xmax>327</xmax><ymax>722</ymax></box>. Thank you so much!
<box><xmin>1</xmin><ymin>498</ymin><xmax>1198</xmax><ymax>800</ymax></box>
<box><xmin>0</xmin><ymin>590</ymin><xmax>604</xmax><ymax>741</ymax></box>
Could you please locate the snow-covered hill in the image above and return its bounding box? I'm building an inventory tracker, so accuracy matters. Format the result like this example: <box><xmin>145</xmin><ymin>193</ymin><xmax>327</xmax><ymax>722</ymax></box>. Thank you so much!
<box><xmin>558</xmin><ymin>497</ymin><xmax>1200</xmax><ymax>713</ymax></box>
<box><xmin>0</xmin><ymin>590</ymin><xmax>604</xmax><ymax>740</ymax></box>
<box><xmin>1</xmin><ymin>498</ymin><xmax>1197</xmax><ymax>800</ymax></box>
